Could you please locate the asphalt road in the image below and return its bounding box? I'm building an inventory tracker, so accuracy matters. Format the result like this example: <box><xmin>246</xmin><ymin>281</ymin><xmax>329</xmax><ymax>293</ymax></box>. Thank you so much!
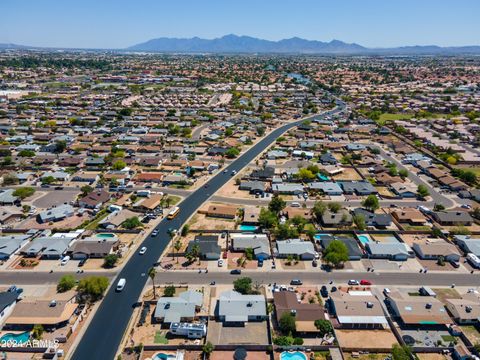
<box><xmin>155</xmin><ymin>269</ymin><xmax>480</xmax><ymax>287</ymax></box>
<box><xmin>71</xmin><ymin>105</ymin><xmax>346</xmax><ymax>360</ymax></box>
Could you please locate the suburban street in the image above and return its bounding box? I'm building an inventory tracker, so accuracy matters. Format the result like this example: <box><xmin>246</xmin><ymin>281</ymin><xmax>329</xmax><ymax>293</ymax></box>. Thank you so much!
<box><xmin>71</xmin><ymin>104</ymin><xmax>346</xmax><ymax>360</ymax></box>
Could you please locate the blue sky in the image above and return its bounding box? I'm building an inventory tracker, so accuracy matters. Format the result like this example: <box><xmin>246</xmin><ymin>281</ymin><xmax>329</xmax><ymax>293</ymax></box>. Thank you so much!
<box><xmin>1</xmin><ymin>0</ymin><xmax>479</xmax><ymax>49</ymax></box>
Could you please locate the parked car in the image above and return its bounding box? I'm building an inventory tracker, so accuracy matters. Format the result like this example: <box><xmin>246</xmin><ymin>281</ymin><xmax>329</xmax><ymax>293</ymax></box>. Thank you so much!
<box><xmin>320</xmin><ymin>285</ymin><xmax>328</xmax><ymax>298</ymax></box>
<box><xmin>312</xmin><ymin>260</ymin><xmax>318</xmax><ymax>267</ymax></box>
<box><xmin>360</xmin><ymin>279</ymin><xmax>372</xmax><ymax>285</ymax></box>
<box><xmin>151</xmin><ymin>230</ymin><xmax>158</xmax><ymax>237</ymax></box>
<box><xmin>290</xmin><ymin>279</ymin><xmax>303</xmax><ymax>285</ymax></box>
<box><xmin>116</xmin><ymin>278</ymin><xmax>126</xmax><ymax>292</ymax></box>
<box><xmin>383</xmin><ymin>288</ymin><xmax>391</xmax><ymax>296</ymax></box>
<box><xmin>60</xmin><ymin>256</ymin><xmax>70</xmax><ymax>266</ymax></box>
<box><xmin>139</xmin><ymin>247</ymin><xmax>147</xmax><ymax>255</ymax></box>
<box><xmin>217</xmin><ymin>259</ymin><xmax>224</xmax><ymax>267</ymax></box>
<box><xmin>230</xmin><ymin>269</ymin><xmax>241</xmax><ymax>275</ymax></box>
<box><xmin>348</xmin><ymin>279</ymin><xmax>360</xmax><ymax>286</ymax></box>
<box><xmin>231</xmin><ymin>170</ymin><xmax>237</xmax><ymax>176</ymax></box>
<box><xmin>290</xmin><ymin>202</ymin><xmax>301</xmax><ymax>208</ymax></box>
<box><xmin>449</xmin><ymin>260</ymin><xmax>460</xmax><ymax>268</ymax></box>
<box><xmin>78</xmin><ymin>258</ymin><xmax>87</xmax><ymax>267</ymax></box>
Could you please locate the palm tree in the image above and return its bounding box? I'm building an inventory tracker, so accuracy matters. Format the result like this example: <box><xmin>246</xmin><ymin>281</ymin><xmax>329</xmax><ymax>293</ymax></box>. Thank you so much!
<box><xmin>174</xmin><ymin>240</ymin><xmax>182</xmax><ymax>263</ymax></box>
<box><xmin>192</xmin><ymin>243</ymin><xmax>201</xmax><ymax>265</ymax></box>
<box><xmin>148</xmin><ymin>267</ymin><xmax>156</xmax><ymax>299</ymax></box>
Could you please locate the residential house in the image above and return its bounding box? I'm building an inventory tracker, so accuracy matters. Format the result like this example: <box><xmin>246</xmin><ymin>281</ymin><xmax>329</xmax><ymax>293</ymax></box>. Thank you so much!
<box><xmin>217</xmin><ymin>290</ymin><xmax>267</xmax><ymax>324</ymax></box>
<box><xmin>432</xmin><ymin>211</ymin><xmax>473</xmax><ymax>226</ymax></box>
<box><xmin>154</xmin><ymin>290</ymin><xmax>203</xmax><ymax>324</ymax></box>
<box><xmin>230</xmin><ymin>233</ymin><xmax>270</xmax><ymax>260</ymax></box>
<box><xmin>78</xmin><ymin>190</ymin><xmax>110</xmax><ymax>209</ymax></box>
<box><xmin>274</xmin><ymin>291</ymin><xmax>326</xmax><ymax>333</ymax></box>
<box><xmin>37</xmin><ymin>204</ymin><xmax>75</xmax><ymax>223</ymax></box>
<box><xmin>387</xmin><ymin>292</ymin><xmax>451</xmax><ymax>326</ymax></box>
<box><xmin>99</xmin><ymin>209</ymin><xmax>140</xmax><ymax>229</ymax></box>
<box><xmin>321</xmin><ymin>210</ymin><xmax>353</xmax><ymax>227</ymax></box>
<box><xmin>390</xmin><ymin>182</ymin><xmax>418</xmax><ymax>198</ymax></box>
<box><xmin>187</xmin><ymin>235</ymin><xmax>221</xmax><ymax>260</ymax></box>
<box><xmin>392</xmin><ymin>209</ymin><xmax>427</xmax><ymax>225</ymax></box>
<box><xmin>366</xmin><ymin>242</ymin><xmax>413</xmax><ymax>261</ymax></box>
<box><xmin>329</xmin><ymin>290</ymin><xmax>388</xmax><ymax>328</ymax></box>
<box><xmin>308</xmin><ymin>182</ymin><xmax>343</xmax><ymax>196</ymax></box>
<box><xmin>412</xmin><ymin>241</ymin><xmax>461</xmax><ymax>262</ymax></box>
<box><xmin>454</xmin><ymin>235</ymin><xmax>480</xmax><ymax>256</ymax></box>
<box><xmin>0</xmin><ymin>235</ymin><xmax>30</xmax><ymax>260</ymax></box>
<box><xmin>206</xmin><ymin>204</ymin><xmax>238</xmax><ymax>219</ymax></box>
<box><xmin>318</xmin><ymin>235</ymin><xmax>363</xmax><ymax>261</ymax></box>
<box><xmin>276</xmin><ymin>239</ymin><xmax>316</xmax><ymax>260</ymax></box>
<box><xmin>445</xmin><ymin>293</ymin><xmax>480</xmax><ymax>324</ymax></box>
<box><xmin>352</xmin><ymin>208</ymin><xmax>392</xmax><ymax>229</ymax></box>
<box><xmin>67</xmin><ymin>238</ymin><xmax>119</xmax><ymax>259</ymax></box>
<box><xmin>22</xmin><ymin>236</ymin><xmax>73</xmax><ymax>259</ymax></box>
<box><xmin>0</xmin><ymin>291</ymin><xmax>19</xmax><ymax>328</ymax></box>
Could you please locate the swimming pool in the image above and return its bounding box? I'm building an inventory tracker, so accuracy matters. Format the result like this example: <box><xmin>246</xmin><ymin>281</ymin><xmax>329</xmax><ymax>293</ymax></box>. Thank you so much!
<box><xmin>96</xmin><ymin>233</ymin><xmax>117</xmax><ymax>239</ymax></box>
<box><xmin>357</xmin><ymin>234</ymin><xmax>371</xmax><ymax>245</ymax></box>
<box><xmin>0</xmin><ymin>331</ymin><xmax>30</xmax><ymax>344</ymax></box>
<box><xmin>239</xmin><ymin>225</ymin><xmax>257</xmax><ymax>231</ymax></box>
<box><xmin>281</xmin><ymin>352</ymin><xmax>307</xmax><ymax>360</ymax></box>
<box><xmin>153</xmin><ymin>353</ymin><xmax>177</xmax><ymax>360</ymax></box>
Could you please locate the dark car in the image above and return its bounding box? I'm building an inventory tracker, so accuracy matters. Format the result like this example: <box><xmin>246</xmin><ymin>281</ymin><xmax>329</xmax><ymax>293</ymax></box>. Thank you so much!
<box><xmin>78</xmin><ymin>258</ymin><xmax>87</xmax><ymax>267</ymax></box>
<box><xmin>230</xmin><ymin>269</ymin><xmax>242</xmax><ymax>275</ymax></box>
<box><xmin>312</xmin><ymin>260</ymin><xmax>318</xmax><ymax>267</ymax></box>
<box><xmin>320</xmin><ymin>285</ymin><xmax>329</xmax><ymax>297</ymax></box>
<box><xmin>290</xmin><ymin>279</ymin><xmax>303</xmax><ymax>285</ymax></box>
<box><xmin>450</xmin><ymin>260</ymin><xmax>460</xmax><ymax>268</ymax></box>
<box><xmin>54</xmin><ymin>186</ymin><xmax>64</xmax><ymax>190</ymax></box>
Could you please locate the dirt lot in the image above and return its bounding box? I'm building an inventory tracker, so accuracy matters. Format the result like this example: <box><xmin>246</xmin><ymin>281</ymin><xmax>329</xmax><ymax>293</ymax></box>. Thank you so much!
<box><xmin>206</xmin><ymin>321</ymin><xmax>269</xmax><ymax>345</ymax></box>
<box><xmin>211</xmin><ymin>351</ymin><xmax>269</xmax><ymax>360</ymax></box>
<box><xmin>217</xmin><ymin>179</ymin><xmax>253</xmax><ymax>199</ymax></box>
<box><xmin>17</xmin><ymin>213</ymin><xmax>91</xmax><ymax>230</ymax></box>
<box><xmin>336</xmin><ymin>329</ymin><xmax>398</xmax><ymax>350</ymax></box>
<box><xmin>461</xmin><ymin>325</ymin><xmax>480</xmax><ymax>345</ymax></box>
<box><xmin>416</xmin><ymin>354</ymin><xmax>450</xmax><ymax>360</ymax></box>
<box><xmin>188</xmin><ymin>213</ymin><xmax>237</xmax><ymax>231</ymax></box>
<box><xmin>332</xmin><ymin>167</ymin><xmax>362</xmax><ymax>181</ymax></box>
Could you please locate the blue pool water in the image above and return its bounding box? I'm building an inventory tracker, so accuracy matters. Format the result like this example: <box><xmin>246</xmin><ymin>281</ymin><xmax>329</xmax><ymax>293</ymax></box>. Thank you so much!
<box><xmin>239</xmin><ymin>225</ymin><xmax>257</xmax><ymax>231</ymax></box>
<box><xmin>357</xmin><ymin>234</ymin><xmax>371</xmax><ymax>245</ymax></box>
<box><xmin>281</xmin><ymin>352</ymin><xmax>307</xmax><ymax>360</ymax></box>
<box><xmin>96</xmin><ymin>233</ymin><xmax>116</xmax><ymax>238</ymax></box>
<box><xmin>154</xmin><ymin>353</ymin><xmax>177</xmax><ymax>360</ymax></box>
<box><xmin>0</xmin><ymin>332</ymin><xmax>30</xmax><ymax>344</ymax></box>
<box><xmin>314</xmin><ymin>233</ymin><xmax>330</xmax><ymax>241</ymax></box>
<box><xmin>317</xmin><ymin>173</ymin><xmax>330</xmax><ymax>181</ymax></box>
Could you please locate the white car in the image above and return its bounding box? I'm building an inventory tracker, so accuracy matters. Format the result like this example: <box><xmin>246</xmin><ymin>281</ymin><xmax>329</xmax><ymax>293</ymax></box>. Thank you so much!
<box><xmin>348</xmin><ymin>279</ymin><xmax>360</xmax><ymax>286</ymax></box>
<box><xmin>217</xmin><ymin>259</ymin><xmax>224</xmax><ymax>267</ymax></box>
<box><xmin>60</xmin><ymin>256</ymin><xmax>70</xmax><ymax>266</ymax></box>
<box><xmin>151</xmin><ymin>230</ymin><xmax>158</xmax><ymax>237</ymax></box>
<box><xmin>314</xmin><ymin>252</ymin><xmax>320</xmax><ymax>260</ymax></box>
<box><xmin>139</xmin><ymin>247</ymin><xmax>147</xmax><ymax>255</ymax></box>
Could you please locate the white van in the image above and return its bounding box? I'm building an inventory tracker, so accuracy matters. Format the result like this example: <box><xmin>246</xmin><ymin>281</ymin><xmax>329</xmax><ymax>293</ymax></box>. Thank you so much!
<box><xmin>116</xmin><ymin>278</ymin><xmax>126</xmax><ymax>292</ymax></box>
<box><xmin>60</xmin><ymin>256</ymin><xmax>70</xmax><ymax>266</ymax></box>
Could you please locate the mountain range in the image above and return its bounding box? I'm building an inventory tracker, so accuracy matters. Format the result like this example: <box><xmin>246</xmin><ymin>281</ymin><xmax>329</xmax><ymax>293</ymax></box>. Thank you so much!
<box><xmin>2</xmin><ymin>35</ymin><xmax>480</xmax><ymax>55</ymax></box>
<box><xmin>127</xmin><ymin>34</ymin><xmax>480</xmax><ymax>55</ymax></box>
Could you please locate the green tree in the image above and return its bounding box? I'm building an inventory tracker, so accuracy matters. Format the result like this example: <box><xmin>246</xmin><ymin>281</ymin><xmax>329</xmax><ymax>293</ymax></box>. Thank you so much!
<box><xmin>233</xmin><ymin>277</ymin><xmax>253</xmax><ymax>295</ymax></box>
<box><xmin>313</xmin><ymin>201</ymin><xmax>327</xmax><ymax>220</ymax></box>
<box><xmin>112</xmin><ymin>160</ymin><xmax>126</xmax><ymax>170</ymax></box>
<box><xmin>275</xmin><ymin>223</ymin><xmax>299</xmax><ymax>240</ymax></box>
<box><xmin>391</xmin><ymin>344</ymin><xmax>412</xmax><ymax>360</ymax></box>
<box><xmin>398</xmin><ymin>169</ymin><xmax>409</xmax><ymax>180</ymax></box>
<box><xmin>181</xmin><ymin>224</ymin><xmax>190</xmax><ymax>237</ymax></box>
<box><xmin>417</xmin><ymin>184</ymin><xmax>430</xmax><ymax>198</ymax></box>
<box><xmin>18</xmin><ymin>149</ymin><xmax>35</xmax><ymax>157</ymax></box>
<box><xmin>174</xmin><ymin>240</ymin><xmax>182</xmax><ymax>263</ymax></box>
<box><xmin>258</xmin><ymin>208</ymin><xmax>278</xmax><ymax>229</ymax></box>
<box><xmin>148</xmin><ymin>267</ymin><xmax>157</xmax><ymax>299</ymax></box>
<box><xmin>54</xmin><ymin>140</ymin><xmax>67</xmax><ymax>153</ymax></box>
<box><xmin>80</xmin><ymin>185</ymin><xmax>94</xmax><ymax>195</ymax></box>
<box><xmin>328</xmin><ymin>202</ymin><xmax>341</xmax><ymax>213</ymax></box>
<box><xmin>314</xmin><ymin>319</ymin><xmax>333</xmax><ymax>336</ymax></box>
<box><xmin>163</xmin><ymin>285</ymin><xmax>176</xmax><ymax>297</ymax></box>
<box><xmin>57</xmin><ymin>275</ymin><xmax>76</xmax><ymax>293</ymax></box>
<box><xmin>2</xmin><ymin>173</ymin><xmax>19</xmax><ymax>185</ymax></box>
<box><xmin>273</xmin><ymin>336</ymin><xmax>294</xmax><ymax>346</ymax></box>
<box><xmin>77</xmin><ymin>276</ymin><xmax>109</xmax><ymax>302</ymax></box>
<box><xmin>225</xmin><ymin>147</ymin><xmax>240</xmax><ymax>158</ymax></box>
<box><xmin>32</xmin><ymin>324</ymin><xmax>44</xmax><ymax>340</ymax></box>
<box><xmin>297</xmin><ymin>168</ymin><xmax>315</xmax><ymax>181</ymax></box>
<box><xmin>353</xmin><ymin>214</ymin><xmax>366</xmax><ymax>230</ymax></box>
<box><xmin>362</xmin><ymin>194</ymin><xmax>379</xmax><ymax>211</ymax></box>
<box><xmin>323</xmin><ymin>240</ymin><xmax>349</xmax><ymax>268</ymax></box>
<box><xmin>279</xmin><ymin>312</ymin><xmax>296</xmax><ymax>334</ymax></box>
<box><xmin>268</xmin><ymin>195</ymin><xmax>286</xmax><ymax>214</ymax></box>
<box><xmin>202</xmin><ymin>341</ymin><xmax>215</xmax><ymax>359</ymax></box>
<box><xmin>13</xmin><ymin>187</ymin><xmax>35</xmax><ymax>199</ymax></box>
<box><xmin>121</xmin><ymin>216</ymin><xmax>142</xmax><ymax>229</ymax></box>
<box><xmin>103</xmin><ymin>254</ymin><xmax>119</xmax><ymax>268</ymax></box>
<box><xmin>41</xmin><ymin>176</ymin><xmax>56</xmax><ymax>185</ymax></box>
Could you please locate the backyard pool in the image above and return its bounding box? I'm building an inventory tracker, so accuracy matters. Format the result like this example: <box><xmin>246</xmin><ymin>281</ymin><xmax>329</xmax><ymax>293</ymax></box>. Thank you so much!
<box><xmin>281</xmin><ymin>352</ymin><xmax>307</xmax><ymax>360</ymax></box>
<box><xmin>0</xmin><ymin>331</ymin><xmax>30</xmax><ymax>345</ymax></box>
<box><xmin>153</xmin><ymin>353</ymin><xmax>177</xmax><ymax>360</ymax></box>
<box><xmin>357</xmin><ymin>234</ymin><xmax>372</xmax><ymax>245</ymax></box>
<box><xmin>239</xmin><ymin>225</ymin><xmax>257</xmax><ymax>231</ymax></box>
<box><xmin>96</xmin><ymin>233</ymin><xmax>117</xmax><ymax>239</ymax></box>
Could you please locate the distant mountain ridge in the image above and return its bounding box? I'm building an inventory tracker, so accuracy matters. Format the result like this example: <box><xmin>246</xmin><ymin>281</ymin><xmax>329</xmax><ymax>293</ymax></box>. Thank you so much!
<box><xmin>128</xmin><ymin>34</ymin><xmax>480</xmax><ymax>55</ymax></box>
<box><xmin>1</xmin><ymin>35</ymin><xmax>480</xmax><ymax>55</ymax></box>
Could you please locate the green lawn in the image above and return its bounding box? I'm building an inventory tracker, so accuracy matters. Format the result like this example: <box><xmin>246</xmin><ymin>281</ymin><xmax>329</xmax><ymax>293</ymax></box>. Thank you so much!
<box><xmin>167</xmin><ymin>195</ymin><xmax>181</xmax><ymax>205</ymax></box>
<box><xmin>441</xmin><ymin>335</ymin><xmax>456</xmax><ymax>342</ymax></box>
<box><xmin>154</xmin><ymin>331</ymin><xmax>168</xmax><ymax>344</ymax></box>
<box><xmin>379</xmin><ymin>113</ymin><xmax>414</xmax><ymax>122</ymax></box>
